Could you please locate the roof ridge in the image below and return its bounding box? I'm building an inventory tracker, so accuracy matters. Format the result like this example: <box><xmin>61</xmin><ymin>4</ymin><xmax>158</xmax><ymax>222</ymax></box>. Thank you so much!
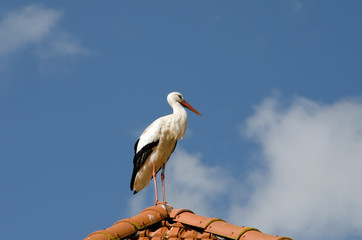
<box><xmin>85</xmin><ymin>204</ymin><xmax>293</xmax><ymax>240</ymax></box>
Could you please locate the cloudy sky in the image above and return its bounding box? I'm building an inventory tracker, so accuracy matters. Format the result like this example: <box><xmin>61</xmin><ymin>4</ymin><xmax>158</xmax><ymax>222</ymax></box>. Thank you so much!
<box><xmin>1</xmin><ymin>1</ymin><xmax>362</xmax><ymax>240</ymax></box>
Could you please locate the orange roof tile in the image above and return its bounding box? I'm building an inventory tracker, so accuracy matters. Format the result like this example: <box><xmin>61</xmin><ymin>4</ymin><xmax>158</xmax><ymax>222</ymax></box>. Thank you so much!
<box><xmin>85</xmin><ymin>204</ymin><xmax>292</xmax><ymax>240</ymax></box>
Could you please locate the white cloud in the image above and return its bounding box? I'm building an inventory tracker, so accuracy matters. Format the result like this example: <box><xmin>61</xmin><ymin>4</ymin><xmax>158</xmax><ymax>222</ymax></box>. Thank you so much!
<box><xmin>41</xmin><ymin>31</ymin><xmax>89</xmax><ymax>58</ymax></box>
<box><xmin>230</xmin><ymin>96</ymin><xmax>362</xmax><ymax>240</ymax></box>
<box><xmin>0</xmin><ymin>5</ymin><xmax>88</xmax><ymax>57</ymax></box>
<box><xmin>0</xmin><ymin>5</ymin><xmax>60</xmax><ymax>55</ymax></box>
<box><xmin>165</xmin><ymin>149</ymin><xmax>230</xmax><ymax>217</ymax></box>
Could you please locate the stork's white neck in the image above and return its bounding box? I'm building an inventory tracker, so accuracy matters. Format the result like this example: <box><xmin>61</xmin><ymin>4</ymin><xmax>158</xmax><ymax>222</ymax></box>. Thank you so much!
<box><xmin>170</xmin><ymin>102</ymin><xmax>188</xmax><ymax>139</ymax></box>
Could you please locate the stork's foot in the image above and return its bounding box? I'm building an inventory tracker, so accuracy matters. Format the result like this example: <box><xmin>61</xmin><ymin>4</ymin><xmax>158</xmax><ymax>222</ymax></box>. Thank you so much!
<box><xmin>155</xmin><ymin>201</ymin><xmax>167</xmax><ymax>206</ymax></box>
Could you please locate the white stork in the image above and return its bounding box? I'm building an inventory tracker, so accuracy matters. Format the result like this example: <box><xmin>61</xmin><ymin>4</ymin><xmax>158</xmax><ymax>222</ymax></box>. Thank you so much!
<box><xmin>130</xmin><ymin>92</ymin><xmax>202</xmax><ymax>204</ymax></box>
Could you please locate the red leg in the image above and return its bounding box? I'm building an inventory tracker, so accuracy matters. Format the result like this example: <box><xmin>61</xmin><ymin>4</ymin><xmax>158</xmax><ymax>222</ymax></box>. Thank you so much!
<box><xmin>161</xmin><ymin>163</ymin><xmax>166</xmax><ymax>203</ymax></box>
<box><xmin>153</xmin><ymin>163</ymin><xmax>159</xmax><ymax>205</ymax></box>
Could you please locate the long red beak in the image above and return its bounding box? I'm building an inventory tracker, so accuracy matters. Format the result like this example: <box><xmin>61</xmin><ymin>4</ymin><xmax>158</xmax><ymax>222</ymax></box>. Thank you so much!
<box><xmin>181</xmin><ymin>100</ymin><xmax>202</xmax><ymax>116</ymax></box>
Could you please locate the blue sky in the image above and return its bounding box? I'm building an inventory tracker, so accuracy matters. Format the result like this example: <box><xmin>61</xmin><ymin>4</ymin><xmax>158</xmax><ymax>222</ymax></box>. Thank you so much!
<box><xmin>1</xmin><ymin>1</ymin><xmax>362</xmax><ymax>240</ymax></box>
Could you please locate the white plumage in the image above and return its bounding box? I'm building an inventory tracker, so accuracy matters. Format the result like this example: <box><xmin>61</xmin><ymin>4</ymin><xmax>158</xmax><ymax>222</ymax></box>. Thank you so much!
<box><xmin>130</xmin><ymin>92</ymin><xmax>201</xmax><ymax>204</ymax></box>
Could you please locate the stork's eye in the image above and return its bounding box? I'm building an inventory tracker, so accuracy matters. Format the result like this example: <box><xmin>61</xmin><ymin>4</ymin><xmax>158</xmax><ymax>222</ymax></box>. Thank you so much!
<box><xmin>178</xmin><ymin>94</ymin><xmax>182</xmax><ymax>100</ymax></box>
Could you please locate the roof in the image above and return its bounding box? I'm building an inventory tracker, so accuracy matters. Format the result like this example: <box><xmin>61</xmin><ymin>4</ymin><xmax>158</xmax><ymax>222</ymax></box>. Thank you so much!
<box><xmin>85</xmin><ymin>204</ymin><xmax>292</xmax><ymax>240</ymax></box>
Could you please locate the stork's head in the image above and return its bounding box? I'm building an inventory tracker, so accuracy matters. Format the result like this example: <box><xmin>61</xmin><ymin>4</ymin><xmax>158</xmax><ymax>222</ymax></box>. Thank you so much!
<box><xmin>167</xmin><ymin>92</ymin><xmax>202</xmax><ymax>116</ymax></box>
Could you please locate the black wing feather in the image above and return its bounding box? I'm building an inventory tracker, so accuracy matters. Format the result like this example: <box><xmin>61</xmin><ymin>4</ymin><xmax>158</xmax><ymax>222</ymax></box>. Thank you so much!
<box><xmin>134</xmin><ymin>139</ymin><xmax>140</xmax><ymax>154</ymax></box>
<box><xmin>130</xmin><ymin>139</ymin><xmax>159</xmax><ymax>192</ymax></box>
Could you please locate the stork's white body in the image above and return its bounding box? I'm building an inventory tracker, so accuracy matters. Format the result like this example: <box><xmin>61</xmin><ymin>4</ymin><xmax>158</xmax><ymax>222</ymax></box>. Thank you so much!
<box><xmin>133</xmin><ymin>108</ymin><xmax>187</xmax><ymax>192</ymax></box>
<box><xmin>130</xmin><ymin>92</ymin><xmax>201</xmax><ymax>203</ymax></box>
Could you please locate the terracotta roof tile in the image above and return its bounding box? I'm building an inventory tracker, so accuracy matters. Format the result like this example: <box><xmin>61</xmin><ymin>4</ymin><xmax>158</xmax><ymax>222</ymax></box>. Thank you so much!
<box><xmin>205</xmin><ymin>220</ymin><xmax>258</xmax><ymax>240</ymax></box>
<box><xmin>168</xmin><ymin>208</ymin><xmax>194</xmax><ymax>218</ymax></box>
<box><xmin>85</xmin><ymin>204</ymin><xmax>292</xmax><ymax>240</ymax></box>
<box><xmin>172</xmin><ymin>210</ymin><xmax>224</xmax><ymax>229</ymax></box>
